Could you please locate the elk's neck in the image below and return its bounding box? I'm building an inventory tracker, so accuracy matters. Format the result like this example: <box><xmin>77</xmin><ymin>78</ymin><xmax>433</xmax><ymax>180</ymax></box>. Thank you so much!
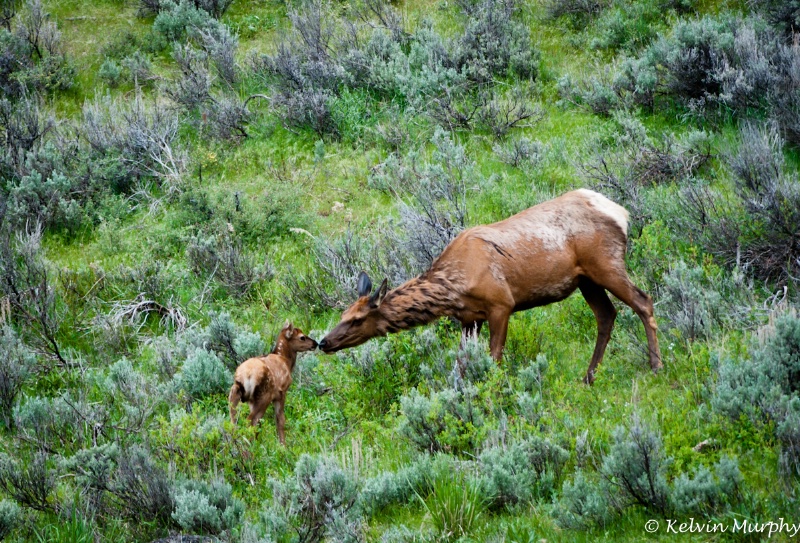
<box><xmin>378</xmin><ymin>272</ymin><xmax>461</xmax><ymax>334</ymax></box>
<box><xmin>273</xmin><ymin>341</ymin><xmax>297</xmax><ymax>370</ymax></box>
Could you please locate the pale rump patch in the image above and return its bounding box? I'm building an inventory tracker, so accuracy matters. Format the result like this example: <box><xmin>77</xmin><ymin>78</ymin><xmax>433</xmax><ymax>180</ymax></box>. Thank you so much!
<box><xmin>244</xmin><ymin>376</ymin><xmax>256</xmax><ymax>398</ymax></box>
<box><xmin>576</xmin><ymin>189</ymin><xmax>629</xmax><ymax>236</ymax></box>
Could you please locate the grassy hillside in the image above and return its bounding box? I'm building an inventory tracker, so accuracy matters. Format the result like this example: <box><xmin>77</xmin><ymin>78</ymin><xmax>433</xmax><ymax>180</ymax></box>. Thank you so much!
<box><xmin>1</xmin><ymin>0</ymin><xmax>799</xmax><ymax>541</ymax></box>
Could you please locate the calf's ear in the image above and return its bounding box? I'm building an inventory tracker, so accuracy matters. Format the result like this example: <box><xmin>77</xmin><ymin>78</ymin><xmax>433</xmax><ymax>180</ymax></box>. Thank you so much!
<box><xmin>357</xmin><ymin>271</ymin><xmax>372</xmax><ymax>297</ymax></box>
<box><xmin>282</xmin><ymin>321</ymin><xmax>295</xmax><ymax>336</ymax></box>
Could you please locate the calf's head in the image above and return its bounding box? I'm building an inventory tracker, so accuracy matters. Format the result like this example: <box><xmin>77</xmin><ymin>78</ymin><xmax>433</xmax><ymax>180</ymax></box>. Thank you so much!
<box><xmin>319</xmin><ymin>271</ymin><xmax>388</xmax><ymax>353</ymax></box>
<box><xmin>278</xmin><ymin>321</ymin><xmax>318</xmax><ymax>353</ymax></box>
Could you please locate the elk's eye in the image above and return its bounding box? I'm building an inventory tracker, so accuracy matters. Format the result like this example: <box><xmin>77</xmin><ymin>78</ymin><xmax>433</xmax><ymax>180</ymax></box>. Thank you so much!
<box><xmin>350</xmin><ymin>318</ymin><xmax>364</xmax><ymax>327</ymax></box>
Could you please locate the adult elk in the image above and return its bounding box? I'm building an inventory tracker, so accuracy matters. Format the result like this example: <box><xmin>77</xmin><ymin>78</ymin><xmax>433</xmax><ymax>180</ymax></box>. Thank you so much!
<box><xmin>318</xmin><ymin>189</ymin><xmax>662</xmax><ymax>384</ymax></box>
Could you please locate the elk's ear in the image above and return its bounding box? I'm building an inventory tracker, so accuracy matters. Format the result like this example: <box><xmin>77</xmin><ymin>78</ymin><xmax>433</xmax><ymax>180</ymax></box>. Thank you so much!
<box><xmin>357</xmin><ymin>271</ymin><xmax>372</xmax><ymax>297</ymax></box>
<box><xmin>369</xmin><ymin>278</ymin><xmax>388</xmax><ymax>307</ymax></box>
<box><xmin>282</xmin><ymin>321</ymin><xmax>295</xmax><ymax>336</ymax></box>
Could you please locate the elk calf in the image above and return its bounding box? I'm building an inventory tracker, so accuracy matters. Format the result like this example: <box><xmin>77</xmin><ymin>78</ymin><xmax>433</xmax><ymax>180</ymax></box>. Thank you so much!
<box><xmin>319</xmin><ymin>189</ymin><xmax>662</xmax><ymax>384</ymax></box>
<box><xmin>228</xmin><ymin>322</ymin><xmax>317</xmax><ymax>444</ymax></box>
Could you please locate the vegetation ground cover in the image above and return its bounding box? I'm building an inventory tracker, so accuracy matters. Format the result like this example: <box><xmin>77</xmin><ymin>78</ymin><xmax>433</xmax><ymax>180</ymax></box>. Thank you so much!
<box><xmin>0</xmin><ymin>0</ymin><xmax>799</xmax><ymax>540</ymax></box>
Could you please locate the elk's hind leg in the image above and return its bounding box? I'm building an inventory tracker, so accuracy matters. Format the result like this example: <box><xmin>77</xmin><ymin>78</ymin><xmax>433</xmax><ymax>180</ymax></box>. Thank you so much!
<box><xmin>589</xmin><ymin>268</ymin><xmax>662</xmax><ymax>374</ymax></box>
<box><xmin>228</xmin><ymin>382</ymin><xmax>242</xmax><ymax>424</ymax></box>
<box><xmin>579</xmin><ymin>277</ymin><xmax>617</xmax><ymax>385</ymax></box>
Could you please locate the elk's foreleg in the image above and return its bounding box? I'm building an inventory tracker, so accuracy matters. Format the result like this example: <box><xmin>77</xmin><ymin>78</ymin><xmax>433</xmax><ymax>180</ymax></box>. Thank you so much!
<box><xmin>487</xmin><ymin>309</ymin><xmax>511</xmax><ymax>362</ymax></box>
<box><xmin>579</xmin><ymin>277</ymin><xmax>617</xmax><ymax>385</ymax></box>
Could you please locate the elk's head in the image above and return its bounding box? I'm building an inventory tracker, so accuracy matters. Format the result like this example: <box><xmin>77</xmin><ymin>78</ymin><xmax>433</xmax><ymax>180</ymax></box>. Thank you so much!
<box><xmin>318</xmin><ymin>271</ymin><xmax>388</xmax><ymax>353</ymax></box>
<box><xmin>278</xmin><ymin>321</ymin><xmax>318</xmax><ymax>353</ymax></box>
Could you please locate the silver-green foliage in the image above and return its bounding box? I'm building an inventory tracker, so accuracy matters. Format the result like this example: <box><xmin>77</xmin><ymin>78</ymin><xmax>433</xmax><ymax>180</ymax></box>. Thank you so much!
<box><xmin>0</xmin><ymin>452</ymin><xmax>56</xmax><ymax>513</ymax></box>
<box><xmin>359</xmin><ymin>455</ymin><xmax>447</xmax><ymax>514</ymax></box>
<box><xmin>670</xmin><ymin>456</ymin><xmax>742</xmax><ymax>515</ymax></box>
<box><xmin>554</xmin><ymin>417</ymin><xmax>744</xmax><ymax>528</ymax></box>
<box><xmin>660</xmin><ymin>260</ymin><xmax>725</xmax><ymax>341</ymax></box>
<box><xmin>714</xmin><ymin>314</ymin><xmax>800</xmax><ymax>475</ymax></box>
<box><xmin>263</xmin><ymin>454</ymin><xmax>362</xmax><ymax>543</ymax></box>
<box><xmin>399</xmin><ymin>385</ymin><xmax>485</xmax><ymax>455</ymax></box>
<box><xmin>552</xmin><ymin>470</ymin><xmax>611</xmax><ymax>529</ymax></box>
<box><xmin>0</xmin><ymin>326</ymin><xmax>35</xmax><ymax>429</ymax></box>
<box><xmin>173</xmin><ymin>347</ymin><xmax>232</xmax><ymax>400</ymax></box>
<box><xmin>478</xmin><ymin>435</ymin><xmax>569</xmax><ymax>509</ymax></box>
<box><xmin>171</xmin><ymin>478</ymin><xmax>244</xmax><ymax>535</ymax></box>
<box><xmin>0</xmin><ymin>500</ymin><xmax>20</xmax><ymax>540</ymax></box>
<box><xmin>601</xmin><ymin>416</ymin><xmax>671</xmax><ymax>515</ymax></box>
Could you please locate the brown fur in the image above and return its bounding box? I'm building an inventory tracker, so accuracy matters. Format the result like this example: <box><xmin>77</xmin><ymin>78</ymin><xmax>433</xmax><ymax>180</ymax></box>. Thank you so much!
<box><xmin>319</xmin><ymin>189</ymin><xmax>662</xmax><ymax>384</ymax></box>
<box><xmin>228</xmin><ymin>322</ymin><xmax>317</xmax><ymax>444</ymax></box>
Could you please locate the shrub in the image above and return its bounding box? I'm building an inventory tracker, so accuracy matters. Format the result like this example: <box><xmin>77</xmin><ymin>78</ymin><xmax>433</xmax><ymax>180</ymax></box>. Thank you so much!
<box><xmin>0</xmin><ymin>452</ymin><xmax>57</xmax><ymax>513</ymax></box>
<box><xmin>600</xmin><ymin>416</ymin><xmax>670</xmax><ymax>515</ymax></box>
<box><xmin>263</xmin><ymin>454</ymin><xmax>362</xmax><ymax>543</ymax></box>
<box><xmin>12</xmin><ymin>395</ymin><xmax>82</xmax><ymax>452</ymax></box>
<box><xmin>359</xmin><ymin>455</ymin><xmax>444</xmax><ymax>514</ymax></box>
<box><xmin>0</xmin><ymin>224</ymin><xmax>67</xmax><ymax>365</ymax></box>
<box><xmin>726</xmin><ymin>123</ymin><xmax>800</xmax><ymax>280</ymax></box>
<box><xmin>103</xmin><ymin>358</ymin><xmax>166</xmax><ymax>433</ymax></box>
<box><xmin>98</xmin><ymin>58</ymin><xmax>122</xmax><ymax>87</ymax></box>
<box><xmin>590</xmin><ymin>3</ymin><xmax>661</xmax><ymax>52</ymax></box>
<box><xmin>373</xmin><ymin>129</ymin><xmax>474</xmax><ymax>281</ymax></box>
<box><xmin>173</xmin><ymin>347</ymin><xmax>232</xmax><ymax>400</ymax></box>
<box><xmin>399</xmin><ymin>384</ymin><xmax>486</xmax><ymax>455</ymax></box>
<box><xmin>493</xmin><ymin>136</ymin><xmax>546</xmax><ymax>169</ymax></box>
<box><xmin>770</xmin><ymin>42</ymin><xmax>800</xmax><ymax>146</ymax></box>
<box><xmin>0</xmin><ymin>326</ymin><xmax>35</xmax><ymax>429</ymax></box>
<box><xmin>285</xmin><ymin>227</ymin><xmax>379</xmax><ymax>311</ymax></box>
<box><xmin>669</xmin><ymin>456</ymin><xmax>742</xmax><ymax>515</ymax></box>
<box><xmin>475</xmin><ymin>88</ymin><xmax>542</xmax><ymax>139</ymax></box>
<box><xmin>139</xmin><ymin>0</ymin><xmax>232</xmax><ymax>18</ymax></box>
<box><xmin>777</xmin><ymin>398</ymin><xmax>800</xmax><ymax>477</ymax></box>
<box><xmin>186</xmin><ymin>234</ymin><xmax>271</xmax><ymax>298</ymax></box>
<box><xmin>171</xmin><ymin>478</ymin><xmax>244</xmax><ymax>535</ymax></box>
<box><xmin>477</xmin><ymin>435</ymin><xmax>569</xmax><ymax>509</ymax></box>
<box><xmin>0</xmin><ymin>0</ymin><xmax>73</xmax><ymax>98</ymax></box>
<box><xmin>0</xmin><ymin>92</ymin><xmax>55</xmax><ymax>181</ymax></box>
<box><xmin>0</xmin><ymin>500</ymin><xmax>20</xmax><ymax>540</ymax></box>
<box><xmin>555</xmin><ymin>417</ymin><xmax>743</xmax><ymax>528</ymax></box>
<box><xmin>558</xmin><ymin>72</ymin><xmax>621</xmax><ymax>116</ymax></box>
<box><xmin>121</xmin><ymin>51</ymin><xmax>154</xmax><ymax>85</ymax></box>
<box><xmin>167</xmin><ymin>43</ymin><xmax>211</xmax><ymax>110</ymax></box>
<box><xmin>179</xmin><ymin>311</ymin><xmax>261</xmax><ymax>369</ymax></box>
<box><xmin>545</xmin><ymin>0</ymin><xmax>609</xmax><ymax>28</ymax></box>
<box><xmin>659</xmin><ymin>260</ymin><xmax>726</xmax><ymax>341</ymax></box>
<box><xmin>455</xmin><ymin>0</ymin><xmax>539</xmax><ymax>83</ymax></box>
<box><xmin>714</xmin><ymin>314</ymin><xmax>800</xmax><ymax>422</ymax></box>
<box><xmin>152</xmin><ymin>0</ymin><xmax>221</xmax><ymax>44</ymax></box>
<box><xmin>112</xmin><ymin>445</ymin><xmax>174</xmax><ymax>525</ymax></box>
<box><xmin>614</xmin><ymin>17</ymin><xmax>782</xmax><ymax>116</ymax></box>
<box><xmin>580</xmin><ymin>115</ymin><xmax>711</xmax><ymax>234</ymax></box>
<box><xmin>750</xmin><ymin>0</ymin><xmax>800</xmax><ymax>39</ymax></box>
<box><xmin>198</xmin><ymin>24</ymin><xmax>237</xmax><ymax>85</ymax></box>
<box><xmin>552</xmin><ymin>470</ymin><xmax>611</xmax><ymax>529</ymax></box>
<box><xmin>255</xmin><ymin>0</ymin><xmax>537</xmax><ymax>135</ymax></box>
<box><xmin>81</xmin><ymin>91</ymin><xmax>186</xmax><ymax>191</ymax></box>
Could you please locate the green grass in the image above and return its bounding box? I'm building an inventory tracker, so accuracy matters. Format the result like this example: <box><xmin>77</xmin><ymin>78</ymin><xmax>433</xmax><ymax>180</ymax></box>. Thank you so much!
<box><xmin>2</xmin><ymin>0</ymin><xmax>798</xmax><ymax>540</ymax></box>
